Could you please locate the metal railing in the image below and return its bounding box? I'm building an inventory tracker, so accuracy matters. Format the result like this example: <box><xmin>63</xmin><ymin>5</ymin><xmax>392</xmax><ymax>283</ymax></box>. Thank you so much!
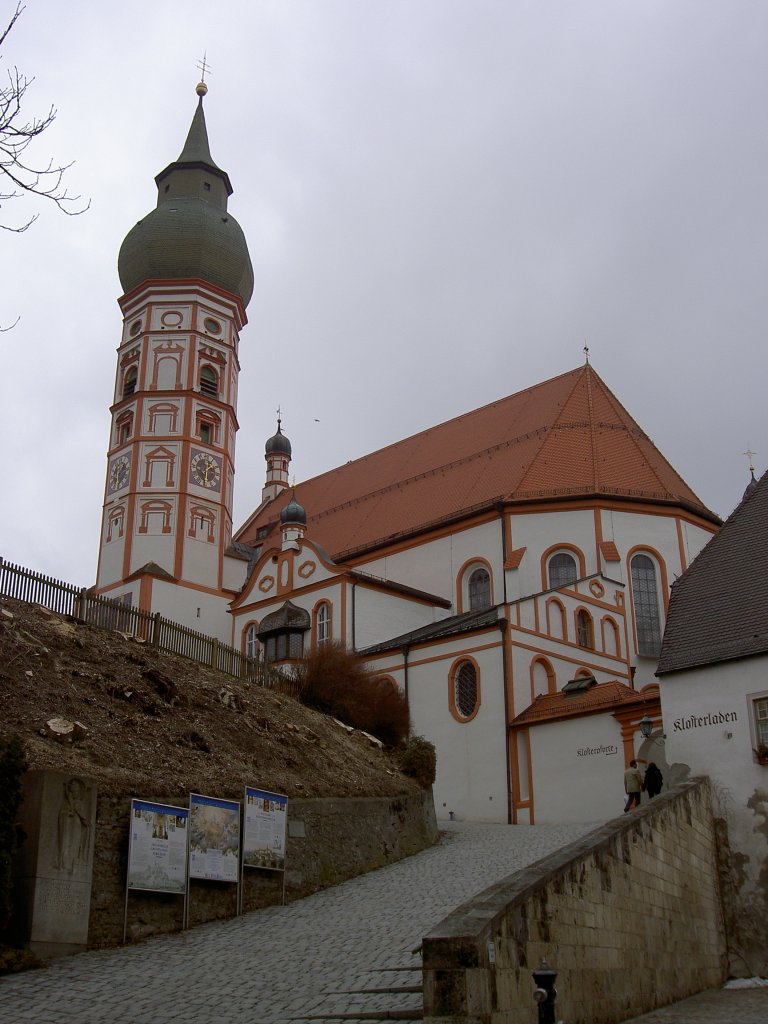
<box><xmin>0</xmin><ymin>556</ymin><xmax>279</xmax><ymax>685</ymax></box>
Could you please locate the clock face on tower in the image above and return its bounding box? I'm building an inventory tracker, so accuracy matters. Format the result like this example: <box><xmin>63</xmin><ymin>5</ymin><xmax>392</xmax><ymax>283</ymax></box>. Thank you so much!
<box><xmin>189</xmin><ymin>449</ymin><xmax>222</xmax><ymax>491</ymax></box>
<box><xmin>108</xmin><ymin>453</ymin><xmax>131</xmax><ymax>493</ymax></box>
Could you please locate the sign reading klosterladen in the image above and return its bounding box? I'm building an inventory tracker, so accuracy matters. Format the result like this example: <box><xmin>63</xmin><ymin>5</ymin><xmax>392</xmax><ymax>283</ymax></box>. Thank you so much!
<box><xmin>672</xmin><ymin>710</ymin><xmax>738</xmax><ymax>732</ymax></box>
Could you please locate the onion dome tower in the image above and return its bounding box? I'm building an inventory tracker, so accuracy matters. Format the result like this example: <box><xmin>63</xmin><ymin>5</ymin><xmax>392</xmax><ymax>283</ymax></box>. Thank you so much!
<box><xmin>96</xmin><ymin>81</ymin><xmax>253</xmax><ymax>639</ymax></box>
<box><xmin>280</xmin><ymin>490</ymin><xmax>307</xmax><ymax>550</ymax></box>
<box><xmin>262</xmin><ymin>417</ymin><xmax>292</xmax><ymax>503</ymax></box>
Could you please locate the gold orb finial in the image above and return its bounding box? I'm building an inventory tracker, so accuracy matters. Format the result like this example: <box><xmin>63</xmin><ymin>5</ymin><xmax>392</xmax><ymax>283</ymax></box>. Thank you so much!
<box><xmin>196</xmin><ymin>80</ymin><xmax>208</xmax><ymax>97</ymax></box>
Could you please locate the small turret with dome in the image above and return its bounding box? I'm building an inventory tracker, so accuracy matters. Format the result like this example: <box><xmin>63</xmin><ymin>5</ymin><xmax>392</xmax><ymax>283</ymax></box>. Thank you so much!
<box><xmin>262</xmin><ymin>416</ymin><xmax>292</xmax><ymax>503</ymax></box>
<box><xmin>280</xmin><ymin>489</ymin><xmax>307</xmax><ymax>550</ymax></box>
<box><xmin>118</xmin><ymin>81</ymin><xmax>254</xmax><ymax>306</ymax></box>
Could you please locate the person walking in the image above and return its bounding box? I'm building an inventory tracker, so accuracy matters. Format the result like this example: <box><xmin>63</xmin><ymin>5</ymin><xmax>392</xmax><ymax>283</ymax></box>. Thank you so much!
<box><xmin>644</xmin><ymin>762</ymin><xmax>663</xmax><ymax>798</ymax></box>
<box><xmin>623</xmin><ymin>759</ymin><xmax>643</xmax><ymax>812</ymax></box>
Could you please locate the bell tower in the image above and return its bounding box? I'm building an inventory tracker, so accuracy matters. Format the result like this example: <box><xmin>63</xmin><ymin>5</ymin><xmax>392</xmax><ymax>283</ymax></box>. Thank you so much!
<box><xmin>95</xmin><ymin>82</ymin><xmax>253</xmax><ymax>639</ymax></box>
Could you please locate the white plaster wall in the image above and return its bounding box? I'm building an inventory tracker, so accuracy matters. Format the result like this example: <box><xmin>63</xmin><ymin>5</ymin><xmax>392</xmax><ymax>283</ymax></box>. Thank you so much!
<box><xmin>222</xmin><ymin>553</ymin><xmax>248</xmax><ymax>594</ymax></box>
<box><xmin>407</xmin><ymin>634</ymin><xmax>508</xmax><ymax>823</ymax></box>
<box><xmin>660</xmin><ymin>658</ymin><xmax>768</xmax><ymax>894</ymax></box>
<box><xmin>181</xmin><ymin>528</ymin><xmax>223</xmax><ymax>587</ymax></box>
<box><xmin>508</xmin><ymin>509</ymin><xmax>597</xmax><ymax>597</ymax></box>
<box><xmin>97</xmin><ymin>522</ymin><xmax>125</xmax><ymax>588</ymax></box>
<box><xmin>361</xmin><ymin>519</ymin><xmax>500</xmax><ymax>607</ymax></box>
<box><xmin>527</xmin><ymin>714</ymin><xmax>624</xmax><ymax>823</ymax></box>
<box><xmin>129</xmin><ymin>531</ymin><xmax>176</xmax><ymax>577</ymax></box>
<box><xmin>352</xmin><ymin>587</ymin><xmax>440</xmax><ymax>650</ymax></box>
<box><xmin>151</xmin><ymin>579</ymin><xmax>233</xmax><ymax>643</ymax></box>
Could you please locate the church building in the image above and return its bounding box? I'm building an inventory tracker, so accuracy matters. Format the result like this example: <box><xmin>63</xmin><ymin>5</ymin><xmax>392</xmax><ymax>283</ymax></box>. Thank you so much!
<box><xmin>95</xmin><ymin>86</ymin><xmax>720</xmax><ymax>824</ymax></box>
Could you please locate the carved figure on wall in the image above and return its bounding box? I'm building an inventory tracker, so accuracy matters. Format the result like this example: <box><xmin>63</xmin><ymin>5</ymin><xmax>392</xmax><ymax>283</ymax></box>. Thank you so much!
<box><xmin>54</xmin><ymin>777</ymin><xmax>91</xmax><ymax>874</ymax></box>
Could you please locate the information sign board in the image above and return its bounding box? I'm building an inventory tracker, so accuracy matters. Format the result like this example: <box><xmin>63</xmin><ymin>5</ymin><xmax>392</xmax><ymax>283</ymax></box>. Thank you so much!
<box><xmin>127</xmin><ymin>799</ymin><xmax>189</xmax><ymax>894</ymax></box>
<box><xmin>188</xmin><ymin>793</ymin><xmax>240</xmax><ymax>882</ymax></box>
<box><xmin>243</xmin><ymin>787</ymin><xmax>288</xmax><ymax>871</ymax></box>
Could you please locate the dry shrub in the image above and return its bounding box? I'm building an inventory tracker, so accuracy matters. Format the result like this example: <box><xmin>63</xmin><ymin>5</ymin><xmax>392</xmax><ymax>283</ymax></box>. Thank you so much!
<box><xmin>291</xmin><ymin>643</ymin><xmax>410</xmax><ymax>746</ymax></box>
<box><xmin>399</xmin><ymin>735</ymin><xmax>436</xmax><ymax>789</ymax></box>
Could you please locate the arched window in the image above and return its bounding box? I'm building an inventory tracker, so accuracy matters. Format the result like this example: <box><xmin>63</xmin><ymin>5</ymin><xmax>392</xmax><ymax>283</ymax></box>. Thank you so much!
<box><xmin>468</xmin><ymin>568</ymin><xmax>491</xmax><ymax>611</ymax></box>
<box><xmin>576</xmin><ymin>609</ymin><xmax>594</xmax><ymax>649</ymax></box>
<box><xmin>548</xmin><ymin>552</ymin><xmax>577</xmax><ymax>589</ymax></box>
<box><xmin>199</xmin><ymin>365</ymin><xmax>218</xmax><ymax>397</ymax></box>
<box><xmin>451</xmin><ymin>659</ymin><xmax>479</xmax><ymax>720</ymax></box>
<box><xmin>245</xmin><ymin>623</ymin><xmax>259</xmax><ymax>660</ymax></box>
<box><xmin>631</xmin><ymin>554</ymin><xmax>662</xmax><ymax>656</ymax></box>
<box><xmin>122</xmin><ymin>366</ymin><xmax>138</xmax><ymax>398</ymax></box>
<box><xmin>315</xmin><ymin>602</ymin><xmax>331</xmax><ymax>646</ymax></box>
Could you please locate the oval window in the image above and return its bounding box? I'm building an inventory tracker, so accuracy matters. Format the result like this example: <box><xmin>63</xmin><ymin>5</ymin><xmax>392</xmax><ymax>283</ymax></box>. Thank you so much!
<box><xmin>453</xmin><ymin>661</ymin><xmax>478</xmax><ymax>719</ymax></box>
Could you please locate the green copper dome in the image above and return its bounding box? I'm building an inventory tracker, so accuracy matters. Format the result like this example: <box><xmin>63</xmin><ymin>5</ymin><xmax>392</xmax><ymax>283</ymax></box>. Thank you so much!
<box><xmin>118</xmin><ymin>90</ymin><xmax>254</xmax><ymax>306</ymax></box>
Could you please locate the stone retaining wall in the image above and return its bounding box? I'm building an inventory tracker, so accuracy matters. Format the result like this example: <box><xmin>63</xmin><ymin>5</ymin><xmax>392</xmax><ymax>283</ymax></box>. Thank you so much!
<box><xmin>422</xmin><ymin>779</ymin><xmax>727</xmax><ymax>1024</ymax></box>
<box><xmin>90</xmin><ymin>789</ymin><xmax>437</xmax><ymax>947</ymax></box>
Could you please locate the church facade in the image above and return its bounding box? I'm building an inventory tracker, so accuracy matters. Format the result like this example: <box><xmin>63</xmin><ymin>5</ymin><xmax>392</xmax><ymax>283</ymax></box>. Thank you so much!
<box><xmin>96</xmin><ymin>88</ymin><xmax>720</xmax><ymax>824</ymax></box>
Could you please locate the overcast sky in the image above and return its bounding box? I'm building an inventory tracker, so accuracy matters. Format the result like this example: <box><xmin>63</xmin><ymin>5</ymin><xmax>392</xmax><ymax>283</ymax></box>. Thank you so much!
<box><xmin>1</xmin><ymin>0</ymin><xmax>766</xmax><ymax>586</ymax></box>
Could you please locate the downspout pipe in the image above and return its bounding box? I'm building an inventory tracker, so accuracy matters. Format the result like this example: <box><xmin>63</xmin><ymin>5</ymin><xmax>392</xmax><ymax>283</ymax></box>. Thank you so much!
<box><xmin>498</xmin><ymin>617</ymin><xmax>514</xmax><ymax>824</ymax></box>
<box><xmin>402</xmin><ymin>643</ymin><xmax>411</xmax><ymax>705</ymax></box>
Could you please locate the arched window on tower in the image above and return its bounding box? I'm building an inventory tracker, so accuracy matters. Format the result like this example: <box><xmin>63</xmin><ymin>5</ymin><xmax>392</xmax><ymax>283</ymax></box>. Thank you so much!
<box><xmin>468</xmin><ymin>568</ymin><xmax>491</xmax><ymax>611</ymax></box>
<box><xmin>199</xmin><ymin>365</ymin><xmax>218</xmax><ymax>397</ymax></box>
<box><xmin>548</xmin><ymin>551</ymin><xmax>578</xmax><ymax>589</ymax></box>
<box><xmin>631</xmin><ymin>553</ymin><xmax>663</xmax><ymax>656</ymax></box>
<box><xmin>122</xmin><ymin>366</ymin><xmax>138</xmax><ymax>399</ymax></box>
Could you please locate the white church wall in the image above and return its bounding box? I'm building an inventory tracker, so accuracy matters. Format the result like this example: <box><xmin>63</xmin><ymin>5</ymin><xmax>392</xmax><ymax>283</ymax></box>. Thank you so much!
<box><xmin>182</xmin><ymin>531</ymin><xmax>222</xmax><ymax>587</ymax></box>
<box><xmin>508</xmin><ymin>508</ymin><xmax>598</xmax><ymax>598</ymax></box>
<box><xmin>222</xmin><ymin>553</ymin><xmax>249</xmax><ymax>593</ymax></box>
<box><xmin>150</xmin><ymin>579</ymin><xmax>233</xmax><ymax>643</ymax></box>
<box><xmin>361</xmin><ymin>519</ymin><xmax>501</xmax><ymax>610</ymax></box>
<box><xmin>407</xmin><ymin>633</ymin><xmax>508</xmax><ymax>823</ymax></box>
<box><xmin>660</xmin><ymin>658</ymin><xmax>768</xmax><ymax>904</ymax></box>
<box><xmin>525</xmin><ymin>713</ymin><xmax>623</xmax><ymax>823</ymax></box>
<box><xmin>352</xmin><ymin>587</ymin><xmax>440</xmax><ymax>650</ymax></box>
<box><xmin>97</xmin><ymin>524</ymin><xmax>126</xmax><ymax>587</ymax></box>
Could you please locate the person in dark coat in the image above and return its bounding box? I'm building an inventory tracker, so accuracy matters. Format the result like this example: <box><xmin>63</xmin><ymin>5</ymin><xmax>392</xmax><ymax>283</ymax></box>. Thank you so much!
<box><xmin>644</xmin><ymin>762</ymin><xmax>663</xmax><ymax>798</ymax></box>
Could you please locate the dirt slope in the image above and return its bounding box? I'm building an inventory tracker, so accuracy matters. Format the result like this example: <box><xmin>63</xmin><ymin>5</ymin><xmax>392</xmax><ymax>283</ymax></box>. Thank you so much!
<box><xmin>0</xmin><ymin>597</ymin><xmax>418</xmax><ymax>801</ymax></box>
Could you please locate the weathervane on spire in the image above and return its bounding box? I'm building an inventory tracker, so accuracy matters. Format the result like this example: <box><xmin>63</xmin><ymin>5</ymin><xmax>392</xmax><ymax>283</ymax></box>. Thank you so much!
<box><xmin>743</xmin><ymin>448</ymin><xmax>757</xmax><ymax>473</ymax></box>
<box><xmin>583</xmin><ymin>340</ymin><xmax>590</xmax><ymax>365</ymax></box>
<box><xmin>196</xmin><ymin>53</ymin><xmax>212</xmax><ymax>97</ymax></box>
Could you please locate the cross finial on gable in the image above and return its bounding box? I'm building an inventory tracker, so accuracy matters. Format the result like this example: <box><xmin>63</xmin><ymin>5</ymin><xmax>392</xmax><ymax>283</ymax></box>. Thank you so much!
<box><xmin>743</xmin><ymin>448</ymin><xmax>757</xmax><ymax>473</ymax></box>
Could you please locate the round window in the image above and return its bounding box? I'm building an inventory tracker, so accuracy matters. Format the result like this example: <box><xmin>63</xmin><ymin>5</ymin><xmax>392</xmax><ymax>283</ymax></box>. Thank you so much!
<box><xmin>129</xmin><ymin>320</ymin><xmax>142</xmax><ymax>337</ymax></box>
<box><xmin>454</xmin><ymin>661</ymin><xmax>478</xmax><ymax>719</ymax></box>
<box><xmin>204</xmin><ymin>317</ymin><xmax>222</xmax><ymax>335</ymax></box>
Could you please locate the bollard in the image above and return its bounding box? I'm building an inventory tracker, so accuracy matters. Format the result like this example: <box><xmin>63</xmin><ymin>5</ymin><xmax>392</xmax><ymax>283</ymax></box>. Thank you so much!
<box><xmin>532</xmin><ymin>958</ymin><xmax>558</xmax><ymax>1024</ymax></box>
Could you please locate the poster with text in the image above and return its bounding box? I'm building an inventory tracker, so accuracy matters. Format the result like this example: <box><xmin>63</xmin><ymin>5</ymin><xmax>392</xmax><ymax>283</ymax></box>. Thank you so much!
<box><xmin>188</xmin><ymin>793</ymin><xmax>240</xmax><ymax>882</ymax></box>
<box><xmin>127</xmin><ymin>799</ymin><xmax>189</xmax><ymax>893</ymax></box>
<box><xmin>243</xmin><ymin>787</ymin><xmax>288</xmax><ymax>871</ymax></box>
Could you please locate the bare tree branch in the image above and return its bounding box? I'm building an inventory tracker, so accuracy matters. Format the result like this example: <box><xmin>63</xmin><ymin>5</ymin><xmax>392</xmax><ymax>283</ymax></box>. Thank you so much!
<box><xmin>0</xmin><ymin>3</ymin><xmax>89</xmax><ymax>233</ymax></box>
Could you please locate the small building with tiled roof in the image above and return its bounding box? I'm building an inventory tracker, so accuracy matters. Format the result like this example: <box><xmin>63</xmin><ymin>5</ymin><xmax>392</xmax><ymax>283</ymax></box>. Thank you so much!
<box><xmin>657</xmin><ymin>470</ymin><xmax>768</xmax><ymax>975</ymax></box>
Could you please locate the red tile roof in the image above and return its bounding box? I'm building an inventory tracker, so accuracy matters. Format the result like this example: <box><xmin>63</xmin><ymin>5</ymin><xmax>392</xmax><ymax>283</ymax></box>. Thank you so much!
<box><xmin>236</xmin><ymin>365</ymin><xmax>716</xmax><ymax>561</ymax></box>
<box><xmin>511</xmin><ymin>680</ymin><xmax>657</xmax><ymax>726</ymax></box>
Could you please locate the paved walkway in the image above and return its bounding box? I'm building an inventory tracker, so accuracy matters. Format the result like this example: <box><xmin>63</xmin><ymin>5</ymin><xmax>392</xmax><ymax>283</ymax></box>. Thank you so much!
<box><xmin>1</xmin><ymin>819</ymin><xmax>765</xmax><ymax>1024</ymax></box>
<box><xmin>618</xmin><ymin>985</ymin><xmax>768</xmax><ymax>1024</ymax></box>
